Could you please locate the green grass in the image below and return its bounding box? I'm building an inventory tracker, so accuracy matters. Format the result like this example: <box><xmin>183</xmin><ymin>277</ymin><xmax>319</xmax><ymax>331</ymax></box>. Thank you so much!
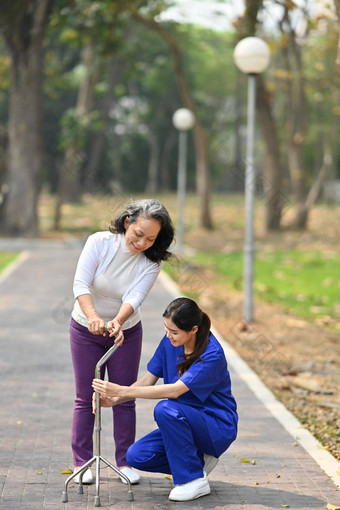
<box><xmin>0</xmin><ymin>252</ymin><xmax>20</xmax><ymax>274</ymax></box>
<box><xmin>181</xmin><ymin>249</ymin><xmax>340</xmax><ymax>321</ymax></box>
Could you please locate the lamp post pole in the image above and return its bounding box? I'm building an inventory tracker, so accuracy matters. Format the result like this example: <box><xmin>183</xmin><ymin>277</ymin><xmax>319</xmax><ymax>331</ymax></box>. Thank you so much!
<box><xmin>177</xmin><ymin>128</ymin><xmax>187</xmax><ymax>254</ymax></box>
<box><xmin>172</xmin><ymin>108</ymin><xmax>195</xmax><ymax>254</ymax></box>
<box><xmin>244</xmin><ymin>73</ymin><xmax>256</xmax><ymax>322</ymax></box>
<box><xmin>233</xmin><ymin>37</ymin><xmax>271</xmax><ymax>323</ymax></box>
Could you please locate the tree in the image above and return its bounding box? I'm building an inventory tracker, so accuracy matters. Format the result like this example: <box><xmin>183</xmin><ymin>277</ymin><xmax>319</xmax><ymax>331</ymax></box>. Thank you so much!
<box><xmin>334</xmin><ymin>0</ymin><xmax>340</xmax><ymax>66</ymax></box>
<box><xmin>273</xmin><ymin>2</ymin><xmax>338</xmax><ymax>227</ymax></box>
<box><xmin>0</xmin><ymin>0</ymin><xmax>55</xmax><ymax>235</ymax></box>
<box><xmin>236</xmin><ymin>0</ymin><xmax>338</xmax><ymax>230</ymax></box>
<box><xmin>54</xmin><ymin>43</ymin><xmax>104</xmax><ymax>229</ymax></box>
<box><xmin>134</xmin><ymin>13</ymin><xmax>213</xmax><ymax>229</ymax></box>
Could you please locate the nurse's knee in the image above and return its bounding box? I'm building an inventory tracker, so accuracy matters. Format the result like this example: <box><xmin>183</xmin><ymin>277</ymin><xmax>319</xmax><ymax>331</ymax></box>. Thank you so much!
<box><xmin>126</xmin><ymin>440</ymin><xmax>153</xmax><ymax>469</ymax></box>
<box><xmin>126</xmin><ymin>443</ymin><xmax>139</xmax><ymax>468</ymax></box>
<box><xmin>154</xmin><ymin>400</ymin><xmax>180</xmax><ymax>425</ymax></box>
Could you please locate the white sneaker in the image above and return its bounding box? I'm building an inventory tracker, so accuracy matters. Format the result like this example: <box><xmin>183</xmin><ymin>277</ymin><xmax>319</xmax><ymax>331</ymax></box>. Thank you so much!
<box><xmin>204</xmin><ymin>454</ymin><xmax>219</xmax><ymax>475</ymax></box>
<box><xmin>119</xmin><ymin>467</ymin><xmax>140</xmax><ymax>485</ymax></box>
<box><xmin>73</xmin><ymin>467</ymin><xmax>93</xmax><ymax>485</ymax></box>
<box><xmin>169</xmin><ymin>473</ymin><xmax>210</xmax><ymax>501</ymax></box>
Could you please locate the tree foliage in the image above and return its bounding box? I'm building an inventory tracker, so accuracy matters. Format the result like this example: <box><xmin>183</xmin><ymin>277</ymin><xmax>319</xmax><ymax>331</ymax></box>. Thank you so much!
<box><xmin>0</xmin><ymin>0</ymin><xmax>338</xmax><ymax>235</ymax></box>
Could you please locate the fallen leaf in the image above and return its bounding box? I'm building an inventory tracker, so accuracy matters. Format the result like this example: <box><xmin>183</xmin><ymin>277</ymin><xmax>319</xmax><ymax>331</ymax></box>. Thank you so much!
<box><xmin>254</xmin><ymin>481</ymin><xmax>259</xmax><ymax>485</ymax></box>
<box><xmin>276</xmin><ymin>474</ymin><xmax>281</xmax><ymax>478</ymax></box>
<box><xmin>36</xmin><ymin>471</ymin><xmax>43</xmax><ymax>475</ymax></box>
<box><xmin>317</xmin><ymin>445</ymin><xmax>328</xmax><ymax>450</ymax></box>
<box><xmin>16</xmin><ymin>420</ymin><xmax>23</xmax><ymax>425</ymax></box>
<box><xmin>163</xmin><ymin>474</ymin><xmax>172</xmax><ymax>480</ymax></box>
<box><xmin>327</xmin><ymin>504</ymin><xmax>340</xmax><ymax>510</ymax></box>
<box><xmin>240</xmin><ymin>458</ymin><xmax>256</xmax><ymax>464</ymax></box>
<box><xmin>292</xmin><ymin>442</ymin><xmax>298</xmax><ymax>447</ymax></box>
<box><xmin>61</xmin><ymin>469</ymin><xmax>73</xmax><ymax>475</ymax></box>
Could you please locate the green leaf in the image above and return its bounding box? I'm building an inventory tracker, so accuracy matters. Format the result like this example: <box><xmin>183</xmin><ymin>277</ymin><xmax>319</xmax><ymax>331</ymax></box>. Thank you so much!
<box><xmin>61</xmin><ymin>469</ymin><xmax>73</xmax><ymax>475</ymax></box>
<box><xmin>240</xmin><ymin>458</ymin><xmax>256</xmax><ymax>465</ymax></box>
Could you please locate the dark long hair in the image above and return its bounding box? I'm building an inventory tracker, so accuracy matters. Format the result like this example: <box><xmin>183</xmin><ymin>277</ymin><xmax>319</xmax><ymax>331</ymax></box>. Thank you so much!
<box><xmin>163</xmin><ymin>297</ymin><xmax>211</xmax><ymax>376</ymax></box>
<box><xmin>109</xmin><ymin>199</ymin><xmax>174</xmax><ymax>263</ymax></box>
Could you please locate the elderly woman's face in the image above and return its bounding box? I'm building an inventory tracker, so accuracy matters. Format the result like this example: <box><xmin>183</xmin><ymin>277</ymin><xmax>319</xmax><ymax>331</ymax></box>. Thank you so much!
<box><xmin>124</xmin><ymin>216</ymin><xmax>161</xmax><ymax>254</ymax></box>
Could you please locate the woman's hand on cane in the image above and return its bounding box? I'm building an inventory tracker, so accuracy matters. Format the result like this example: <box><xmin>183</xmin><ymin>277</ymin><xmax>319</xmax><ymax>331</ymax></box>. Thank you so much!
<box><xmin>106</xmin><ymin>318</ymin><xmax>124</xmax><ymax>346</ymax></box>
<box><xmin>87</xmin><ymin>316</ymin><xmax>106</xmax><ymax>336</ymax></box>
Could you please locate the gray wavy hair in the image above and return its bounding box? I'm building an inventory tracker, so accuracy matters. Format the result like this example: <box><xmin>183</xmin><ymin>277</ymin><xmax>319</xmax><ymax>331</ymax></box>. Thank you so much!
<box><xmin>109</xmin><ymin>199</ymin><xmax>174</xmax><ymax>263</ymax></box>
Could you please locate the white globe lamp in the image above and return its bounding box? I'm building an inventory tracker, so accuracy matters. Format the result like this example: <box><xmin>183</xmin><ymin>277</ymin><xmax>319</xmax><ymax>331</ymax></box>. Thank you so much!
<box><xmin>233</xmin><ymin>37</ymin><xmax>271</xmax><ymax>75</ymax></box>
<box><xmin>172</xmin><ymin>108</ymin><xmax>195</xmax><ymax>131</ymax></box>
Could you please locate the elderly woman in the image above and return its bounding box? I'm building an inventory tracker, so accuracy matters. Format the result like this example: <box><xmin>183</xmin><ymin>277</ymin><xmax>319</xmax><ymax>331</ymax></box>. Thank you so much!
<box><xmin>70</xmin><ymin>199</ymin><xmax>174</xmax><ymax>485</ymax></box>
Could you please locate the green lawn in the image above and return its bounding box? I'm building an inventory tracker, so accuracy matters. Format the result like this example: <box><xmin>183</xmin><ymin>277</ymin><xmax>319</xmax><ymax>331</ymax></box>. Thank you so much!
<box><xmin>179</xmin><ymin>249</ymin><xmax>340</xmax><ymax>321</ymax></box>
<box><xmin>0</xmin><ymin>252</ymin><xmax>20</xmax><ymax>274</ymax></box>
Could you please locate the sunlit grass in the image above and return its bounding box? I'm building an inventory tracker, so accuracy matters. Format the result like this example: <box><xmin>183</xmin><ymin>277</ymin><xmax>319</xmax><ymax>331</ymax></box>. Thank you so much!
<box><xmin>0</xmin><ymin>252</ymin><xmax>20</xmax><ymax>274</ymax></box>
<box><xmin>180</xmin><ymin>249</ymin><xmax>340</xmax><ymax>321</ymax></box>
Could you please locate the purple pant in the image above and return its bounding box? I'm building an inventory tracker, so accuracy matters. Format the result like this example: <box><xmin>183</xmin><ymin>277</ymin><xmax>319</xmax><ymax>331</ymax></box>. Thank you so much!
<box><xmin>70</xmin><ymin>318</ymin><xmax>143</xmax><ymax>467</ymax></box>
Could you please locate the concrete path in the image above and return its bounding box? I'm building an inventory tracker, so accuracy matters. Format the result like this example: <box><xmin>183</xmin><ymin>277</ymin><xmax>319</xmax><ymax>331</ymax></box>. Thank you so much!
<box><xmin>0</xmin><ymin>240</ymin><xmax>339</xmax><ymax>509</ymax></box>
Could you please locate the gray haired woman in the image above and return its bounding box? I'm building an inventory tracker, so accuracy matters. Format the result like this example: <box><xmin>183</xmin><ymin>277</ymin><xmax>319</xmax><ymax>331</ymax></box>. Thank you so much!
<box><xmin>69</xmin><ymin>199</ymin><xmax>174</xmax><ymax>486</ymax></box>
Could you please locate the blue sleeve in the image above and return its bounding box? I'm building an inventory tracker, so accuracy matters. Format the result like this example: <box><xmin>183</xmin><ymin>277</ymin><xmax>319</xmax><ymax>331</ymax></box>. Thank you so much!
<box><xmin>180</xmin><ymin>348</ymin><xmax>228</xmax><ymax>403</ymax></box>
<box><xmin>147</xmin><ymin>336</ymin><xmax>166</xmax><ymax>378</ymax></box>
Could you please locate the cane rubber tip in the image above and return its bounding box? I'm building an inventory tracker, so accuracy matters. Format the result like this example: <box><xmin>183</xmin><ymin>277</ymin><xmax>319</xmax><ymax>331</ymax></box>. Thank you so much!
<box><xmin>77</xmin><ymin>485</ymin><xmax>84</xmax><ymax>494</ymax></box>
<box><xmin>128</xmin><ymin>491</ymin><xmax>134</xmax><ymax>501</ymax></box>
<box><xmin>94</xmin><ymin>495</ymin><xmax>101</xmax><ymax>506</ymax></box>
<box><xmin>61</xmin><ymin>492</ymin><xmax>68</xmax><ymax>503</ymax></box>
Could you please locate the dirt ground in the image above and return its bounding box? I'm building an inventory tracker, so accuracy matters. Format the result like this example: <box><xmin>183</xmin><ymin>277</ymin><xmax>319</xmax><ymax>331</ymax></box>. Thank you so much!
<box><xmin>174</xmin><ymin>204</ymin><xmax>340</xmax><ymax>461</ymax></box>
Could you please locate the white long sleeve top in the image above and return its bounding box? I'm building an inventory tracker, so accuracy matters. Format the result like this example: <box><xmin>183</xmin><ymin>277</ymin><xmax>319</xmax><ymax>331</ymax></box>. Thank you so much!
<box><xmin>72</xmin><ymin>231</ymin><xmax>161</xmax><ymax>330</ymax></box>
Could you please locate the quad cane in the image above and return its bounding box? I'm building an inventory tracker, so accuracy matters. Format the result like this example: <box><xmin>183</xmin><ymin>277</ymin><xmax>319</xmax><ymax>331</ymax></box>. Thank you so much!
<box><xmin>62</xmin><ymin>328</ymin><xmax>134</xmax><ymax>506</ymax></box>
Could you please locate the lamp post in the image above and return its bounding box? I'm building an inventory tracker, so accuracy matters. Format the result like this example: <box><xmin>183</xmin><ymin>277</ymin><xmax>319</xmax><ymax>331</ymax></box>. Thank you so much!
<box><xmin>172</xmin><ymin>108</ymin><xmax>195</xmax><ymax>254</ymax></box>
<box><xmin>233</xmin><ymin>37</ymin><xmax>270</xmax><ymax>322</ymax></box>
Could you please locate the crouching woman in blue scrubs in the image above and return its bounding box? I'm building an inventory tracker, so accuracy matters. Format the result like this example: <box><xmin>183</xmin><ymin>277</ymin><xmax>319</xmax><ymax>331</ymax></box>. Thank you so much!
<box><xmin>92</xmin><ymin>297</ymin><xmax>238</xmax><ymax>501</ymax></box>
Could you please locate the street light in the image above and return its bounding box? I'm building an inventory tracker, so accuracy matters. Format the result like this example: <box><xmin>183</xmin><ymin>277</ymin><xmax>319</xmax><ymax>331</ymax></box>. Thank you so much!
<box><xmin>172</xmin><ymin>108</ymin><xmax>195</xmax><ymax>254</ymax></box>
<box><xmin>233</xmin><ymin>37</ymin><xmax>271</xmax><ymax>322</ymax></box>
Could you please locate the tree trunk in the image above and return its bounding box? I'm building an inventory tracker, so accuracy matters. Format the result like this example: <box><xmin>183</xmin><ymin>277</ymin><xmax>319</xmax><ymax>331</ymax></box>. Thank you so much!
<box><xmin>305</xmin><ymin>139</ymin><xmax>333</xmax><ymax>212</ymax></box>
<box><xmin>145</xmin><ymin>131</ymin><xmax>160</xmax><ymax>193</ymax></box>
<box><xmin>83</xmin><ymin>57</ymin><xmax>125</xmax><ymax>191</ymax></box>
<box><xmin>160</xmin><ymin>130</ymin><xmax>176</xmax><ymax>190</ymax></box>
<box><xmin>0</xmin><ymin>0</ymin><xmax>54</xmax><ymax>235</ymax></box>
<box><xmin>287</xmin><ymin>136</ymin><xmax>308</xmax><ymax>228</ymax></box>
<box><xmin>54</xmin><ymin>44</ymin><xmax>102</xmax><ymax>229</ymax></box>
<box><xmin>60</xmin><ymin>44</ymin><xmax>100</xmax><ymax>202</ymax></box>
<box><xmin>133</xmin><ymin>12</ymin><xmax>213</xmax><ymax>229</ymax></box>
<box><xmin>256</xmin><ymin>76</ymin><xmax>285</xmax><ymax>230</ymax></box>
<box><xmin>334</xmin><ymin>0</ymin><xmax>340</xmax><ymax>66</ymax></box>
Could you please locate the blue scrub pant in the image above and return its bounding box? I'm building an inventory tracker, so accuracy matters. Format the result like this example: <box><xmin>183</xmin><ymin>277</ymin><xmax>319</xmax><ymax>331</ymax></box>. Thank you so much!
<box><xmin>126</xmin><ymin>399</ymin><xmax>236</xmax><ymax>485</ymax></box>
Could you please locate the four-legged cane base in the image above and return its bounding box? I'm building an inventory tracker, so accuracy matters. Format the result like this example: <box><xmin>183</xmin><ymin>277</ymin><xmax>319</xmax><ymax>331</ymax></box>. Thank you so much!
<box><xmin>62</xmin><ymin>339</ymin><xmax>134</xmax><ymax>506</ymax></box>
<box><xmin>62</xmin><ymin>455</ymin><xmax>134</xmax><ymax>506</ymax></box>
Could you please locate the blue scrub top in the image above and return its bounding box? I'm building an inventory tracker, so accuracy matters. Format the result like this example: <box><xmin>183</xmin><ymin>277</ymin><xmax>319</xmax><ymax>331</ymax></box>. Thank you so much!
<box><xmin>147</xmin><ymin>332</ymin><xmax>238</xmax><ymax>430</ymax></box>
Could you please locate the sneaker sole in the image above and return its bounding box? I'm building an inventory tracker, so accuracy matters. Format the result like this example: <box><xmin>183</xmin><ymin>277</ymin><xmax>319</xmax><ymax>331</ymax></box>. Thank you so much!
<box><xmin>169</xmin><ymin>485</ymin><xmax>210</xmax><ymax>501</ymax></box>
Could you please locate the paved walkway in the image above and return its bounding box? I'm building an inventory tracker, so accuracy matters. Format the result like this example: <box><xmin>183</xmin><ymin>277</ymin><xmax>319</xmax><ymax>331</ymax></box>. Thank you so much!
<box><xmin>0</xmin><ymin>241</ymin><xmax>339</xmax><ymax>510</ymax></box>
